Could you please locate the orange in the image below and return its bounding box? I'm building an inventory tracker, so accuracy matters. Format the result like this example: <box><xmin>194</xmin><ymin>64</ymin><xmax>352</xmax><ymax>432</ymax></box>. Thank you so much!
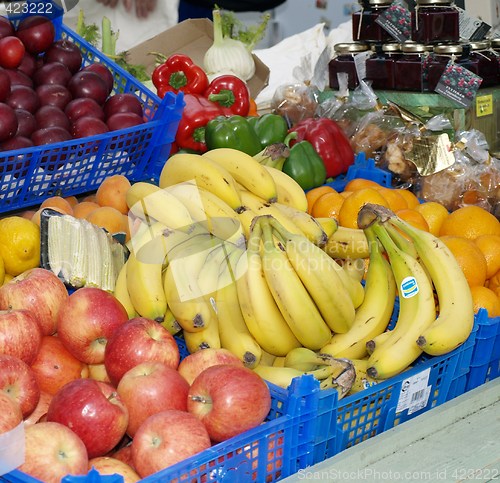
<box><xmin>82</xmin><ymin>194</ymin><xmax>97</xmax><ymax>203</ymax></box>
<box><xmin>40</xmin><ymin>196</ymin><xmax>74</xmax><ymax>216</ymax></box>
<box><xmin>338</xmin><ymin>187</ymin><xmax>389</xmax><ymax>229</ymax></box>
<box><xmin>413</xmin><ymin>201</ymin><xmax>450</xmax><ymax>237</ymax></box>
<box><xmin>95</xmin><ymin>175</ymin><xmax>132</xmax><ymax>215</ymax></box>
<box><xmin>305</xmin><ymin>185</ymin><xmax>335</xmax><ymax>214</ymax></box>
<box><xmin>439</xmin><ymin>205</ymin><xmax>500</xmax><ymax>240</ymax></box>
<box><xmin>31</xmin><ymin>207</ymin><xmax>68</xmax><ymax>226</ymax></box>
<box><xmin>487</xmin><ymin>268</ymin><xmax>500</xmax><ymax>292</ymax></box>
<box><xmin>395</xmin><ymin>208</ymin><xmax>430</xmax><ymax>232</ymax></box>
<box><xmin>470</xmin><ymin>285</ymin><xmax>500</xmax><ymax>317</ymax></box>
<box><xmin>343</xmin><ymin>178</ymin><xmax>382</xmax><ymax>192</ymax></box>
<box><xmin>73</xmin><ymin>201</ymin><xmax>101</xmax><ymax>220</ymax></box>
<box><xmin>474</xmin><ymin>234</ymin><xmax>500</xmax><ymax>280</ymax></box>
<box><xmin>395</xmin><ymin>188</ymin><xmax>420</xmax><ymax>209</ymax></box>
<box><xmin>375</xmin><ymin>186</ymin><xmax>408</xmax><ymax>212</ymax></box>
<box><xmin>310</xmin><ymin>191</ymin><xmax>345</xmax><ymax>220</ymax></box>
<box><xmin>64</xmin><ymin>196</ymin><xmax>79</xmax><ymax>208</ymax></box>
<box><xmin>440</xmin><ymin>235</ymin><xmax>488</xmax><ymax>288</ymax></box>
<box><xmin>85</xmin><ymin>206</ymin><xmax>129</xmax><ymax>235</ymax></box>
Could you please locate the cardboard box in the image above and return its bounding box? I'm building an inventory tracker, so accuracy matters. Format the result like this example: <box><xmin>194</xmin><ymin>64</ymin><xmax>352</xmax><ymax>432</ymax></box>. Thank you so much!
<box><xmin>127</xmin><ymin>18</ymin><xmax>270</xmax><ymax>99</ymax></box>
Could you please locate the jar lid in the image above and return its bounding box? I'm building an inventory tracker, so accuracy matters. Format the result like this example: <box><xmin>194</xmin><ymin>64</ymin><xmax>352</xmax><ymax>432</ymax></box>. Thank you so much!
<box><xmin>433</xmin><ymin>44</ymin><xmax>463</xmax><ymax>54</ymax></box>
<box><xmin>416</xmin><ymin>0</ymin><xmax>454</xmax><ymax>5</ymax></box>
<box><xmin>334</xmin><ymin>42</ymin><xmax>370</xmax><ymax>54</ymax></box>
<box><xmin>491</xmin><ymin>38</ymin><xmax>500</xmax><ymax>48</ymax></box>
<box><xmin>401</xmin><ymin>41</ymin><xmax>428</xmax><ymax>53</ymax></box>
<box><xmin>365</xmin><ymin>0</ymin><xmax>393</xmax><ymax>5</ymax></box>
<box><xmin>470</xmin><ymin>40</ymin><xmax>490</xmax><ymax>50</ymax></box>
<box><xmin>382</xmin><ymin>43</ymin><xmax>402</xmax><ymax>52</ymax></box>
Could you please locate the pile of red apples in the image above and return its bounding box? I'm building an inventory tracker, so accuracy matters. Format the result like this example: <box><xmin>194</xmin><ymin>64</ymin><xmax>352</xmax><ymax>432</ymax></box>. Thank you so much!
<box><xmin>0</xmin><ymin>268</ymin><xmax>272</xmax><ymax>483</ymax></box>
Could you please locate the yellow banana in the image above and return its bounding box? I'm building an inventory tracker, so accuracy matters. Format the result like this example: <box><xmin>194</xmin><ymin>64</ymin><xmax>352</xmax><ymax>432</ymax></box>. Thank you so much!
<box><xmin>386</xmin><ymin>210</ymin><xmax>475</xmax><ymax>356</ymax></box>
<box><xmin>366</xmin><ymin>330</ymin><xmax>393</xmax><ymax>355</ymax></box>
<box><xmin>269</xmin><ymin>217</ymin><xmax>356</xmax><ymax>334</ymax></box>
<box><xmin>235</xmin><ymin>217</ymin><xmax>302</xmax><ymax>356</ymax></box>
<box><xmin>315</xmin><ymin>217</ymin><xmax>339</xmax><ymax>239</ymax></box>
<box><xmin>258</xmin><ymin>216</ymin><xmax>332</xmax><ymax>350</ymax></box>
<box><xmin>160</xmin><ymin>307</ymin><xmax>182</xmax><ymax>336</ymax></box>
<box><xmin>252</xmin><ymin>364</ymin><xmax>304</xmax><ymax>389</ymax></box>
<box><xmin>272</xmin><ymin>356</ymin><xmax>287</xmax><ymax>367</ymax></box>
<box><xmin>183</xmin><ymin>315</ymin><xmax>221</xmax><ymax>353</ymax></box>
<box><xmin>158</xmin><ymin>152</ymin><xmax>244</xmax><ymax>212</ymax></box>
<box><xmin>259</xmin><ymin>350</ymin><xmax>277</xmax><ymax>367</ymax></box>
<box><xmin>202</xmin><ymin>148</ymin><xmax>278</xmax><ymax>203</ymax></box>
<box><xmin>113</xmin><ymin>260</ymin><xmax>137</xmax><ymax>319</ymax></box>
<box><xmin>363</xmin><ymin>219</ymin><xmax>437</xmax><ymax>379</ymax></box>
<box><xmin>324</xmin><ymin>226</ymin><xmax>370</xmax><ymax>259</ymax></box>
<box><xmin>348</xmin><ymin>358</ymin><xmax>380</xmax><ymax>394</ymax></box>
<box><xmin>320</xmin><ymin>227</ymin><xmax>396</xmax><ymax>359</ymax></box>
<box><xmin>126</xmin><ymin>181</ymin><xmax>194</xmax><ymax>230</ymax></box>
<box><xmin>262</xmin><ymin>165</ymin><xmax>309</xmax><ymax>212</ymax></box>
<box><xmin>214</xmin><ymin>246</ymin><xmax>262</xmax><ymax>369</ymax></box>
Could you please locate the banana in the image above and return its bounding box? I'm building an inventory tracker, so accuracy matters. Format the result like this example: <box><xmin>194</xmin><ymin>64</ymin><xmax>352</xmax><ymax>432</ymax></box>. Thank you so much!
<box><xmin>385</xmin><ymin>207</ymin><xmax>475</xmax><ymax>356</ymax></box>
<box><xmin>126</xmin><ymin>181</ymin><xmax>194</xmax><ymax>230</ymax></box>
<box><xmin>315</xmin><ymin>217</ymin><xmax>339</xmax><ymax>239</ymax></box>
<box><xmin>316</xmin><ymin>358</ymin><xmax>356</xmax><ymax>398</ymax></box>
<box><xmin>163</xmin><ymin>233</ymin><xmax>224</xmax><ymax>332</ymax></box>
<box><xmin>363</xmin><ymin>218</ymin><xmax>437</xmax><ymax>379</ymax></box>
<box><xmin>165</xmin><ymin>182</ymin><xmax>246</xmax><ymax>247</ymax></box>
<box><xmin>158</xmin><ymin>152</ymin><xmax>244</xmax><ymax>212</ymax></box>
<box><xmin>348</xmin><ymin>359</ymin><xmax>379</xmax><ymax>394</ymax></box>
<box><xmin>271</xmin><ymin>201</ymin><xmax>328</xmax><ymax>247</ymax></box>
<box><xmin>272</xmin><ymin>356</ymin><xmax>286</xmax><ymax>367</ymax></box>
<box><xmin>126</xmin><ymin>241</ymin><xmax>167</xmax><ymax>322</ymax></box>
<box><xmin>262</xmin><ymin>165</ymin><xmax>309</xmax><ymax>212</ymax></box>
<box><xmin>214</xmin><ymin>245</ymin><xmax>263</xmax><ymax>369</ymax></box>
<box><xmin>258</xmin><ymin>216</ymin><xmax>332</xmax><ymax>350</ymax></box>
<box><xmin>269</xmin><ymin>217</ymin><xmax>356</xmax><ymax>334</ymax></box>
<box><xmin>252</xmin><ymin>364</ymin><xmax>305</xmax><ymax>389</ymax></box>
<box><xmin>235</xmin><ymin>217</ymin><xmax>302</xmax><ymax>356</ymax></box>
<box><xmin>183</xmin><ymin>315</ymin><xmax>221</xmax><ymax>353</ymax></box>
<box><xmin>339</xmin><ymin>258</ymin><xmax>366</xmax><ymax>283</ymax></box>
<box><xmin>320</xmin><ymin>227</ymin><xmax>396</xmax><ymax>360</ymax></box>
<box><xmin>324</xmin><ymin>226</ymin><xmax>370</xmax><ymax>259</ymax></box>
<box><xmin>284</xmin><ymin>347</ymin><xmax>322</xmax><ymax>372</ymax></box>
<box><xmin>259</xmin><ymin>350</ymin><xmax>277</xmax><ymax>367</ymax></box>
<box><xmin>366</xmin><ymin>330</ymin><xmax>393</xmax><ymax>355</ymax></box>
<box><xmin>113</xmin><ymin>260</ymin><xmax>137</xmax><ymax>319</ymax></box>
<box><xmin>160</xmin><ymin>307</ymin><xmax>182</xmax><ymax>336</ymax></box>
<box><xmin>202</xmin><ymin>148</ymin><xmax>278</xmax><ymax>203</ymax></box>
<box><xmin>238</xmin><ymin>189</ymin><xmax>306</xmax><ymax>238</ymax></box>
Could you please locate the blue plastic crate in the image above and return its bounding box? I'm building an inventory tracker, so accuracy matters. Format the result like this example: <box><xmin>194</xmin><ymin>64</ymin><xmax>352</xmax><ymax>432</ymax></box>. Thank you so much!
<box><xmin>465</xmin><ymin>309</ymin><xmax>500</xmax><ymax>391</ymax></box>
<box><xmin>324</xmin><ymin>152</ymin><xmax>393</xmax><ymax>192</ymax></box>
<box><xmin>0</xmin><ymin>8</ymin><xmax>184</xmax><ymax>215</ymax></box>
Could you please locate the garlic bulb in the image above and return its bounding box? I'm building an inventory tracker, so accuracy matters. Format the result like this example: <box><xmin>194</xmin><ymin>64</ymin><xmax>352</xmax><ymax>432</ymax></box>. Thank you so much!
<box><xmin>204</xmin><ymin>9</ymin><xmax>256</xmax><ymax>81</ymax></box>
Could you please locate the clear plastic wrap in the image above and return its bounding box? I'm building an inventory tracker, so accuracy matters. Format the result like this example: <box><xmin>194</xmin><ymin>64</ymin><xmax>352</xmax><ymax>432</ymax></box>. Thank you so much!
<box><xmin>270</xmin><ymin>83</ymin><xmax>319</xmax><ymax>128</ymax></box>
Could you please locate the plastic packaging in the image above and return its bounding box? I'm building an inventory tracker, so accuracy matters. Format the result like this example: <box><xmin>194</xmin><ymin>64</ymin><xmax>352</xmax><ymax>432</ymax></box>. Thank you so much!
<box><xmin>270</xmin><ymin>83</ymin><xmax>319</xmax><ymax>127</ymax></box>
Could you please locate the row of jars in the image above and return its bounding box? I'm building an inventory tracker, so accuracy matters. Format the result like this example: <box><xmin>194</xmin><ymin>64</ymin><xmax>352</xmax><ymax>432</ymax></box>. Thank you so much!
<box><xmin>353</xmin><ymin>0</ymin><xmax>460</xmax><ymax>45</ymax></box>
<box><xmin>328</xmin><ymin>40</ymin><xmax>500</xmax><ymax>92</ymax></box>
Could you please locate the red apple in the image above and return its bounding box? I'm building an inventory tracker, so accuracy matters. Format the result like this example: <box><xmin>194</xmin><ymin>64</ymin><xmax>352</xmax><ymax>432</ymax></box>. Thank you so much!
<box><xmin>0</xmin><ymin>267</ymin><xmax>68</xmax><ymax>335</ymax></box>
<box><xmin>46</xmin><ymin>378</ymin><xmax>129</xmax><ymax>458</ymax></box>
<box><xmin>104</xmin><ymin>317</ymin><xmax>180</xmax><ymax>386</ymax></box>
<box><xmin>0</xmin><ymin>354</ymin><xmax>40</xmax><ymax>417</ymax></box>
<box><xmin>0</xmin><ymin>308</ymin><xmax>41</xmax><ymax>364</ymax></box>
<box><xmin>0</xmin><ymin>391</ymin><xmax>22</xmax><ymax>433</ymax></box>
<box><xmin>110</xmin><ymin>443</ymin><xmax>134</xmax><ymax>469</ymax></box>
<box><xmin>19</xmin><ymin>421</ymin><xmax>89</xmax><ymax>483</ymax></box>
<box><xmin>23</xmin><ymin>390</ymin><xmax>53</xmax><ymax>427</ymax></box>
<box><xmin>30</xmin><ymin>335</ymin><xmax>89</xmax><ymax>395</ymax></box>
<box><xmin>187</xmin><ymin>364</ymin><xmax>271</xmax><ymax>443</ymax></box>
<box><xmin>57</xmin><ymin>287</ymin><xmax>129</xmax><ymax>364</ymax></box>
<box><xmin>88</xmin><ymin>456</ymin><xmax>140</xmax><ymax>483</ymax></box>
<box><xmin>131</xmin><ymin>410</ymin><xmax>211</xmax><ymax>478</ymax></box>
<box><xmin>116</xmin><ymin>361</ymin><xmax>190</xmax><ymax>437</ymax></box>
<box><xmin>178</xmin><ymin>347</ymin><xmax>244</xmax><ymax>385</ymax></box>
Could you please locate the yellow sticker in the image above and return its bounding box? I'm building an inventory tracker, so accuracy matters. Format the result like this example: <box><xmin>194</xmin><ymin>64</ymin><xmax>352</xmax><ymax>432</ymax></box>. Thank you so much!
<box><xmin>476</xmin><ymin>94</ymin><xmax>493</xmax><ymax>117</ymax></box>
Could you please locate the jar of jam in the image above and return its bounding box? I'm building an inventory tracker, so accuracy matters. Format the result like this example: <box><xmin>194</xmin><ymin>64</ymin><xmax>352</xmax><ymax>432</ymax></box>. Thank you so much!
<box><xmin>394</xmin><ymin>41</ymin><xmax>431</xmax><ymax>91</ymax></box>
<box><xmin>491</xmin><ymin>38</ymin><xmax>500</xmax><ymax>85</ymax></box>
<box><xmin>470</xmin><ymin>40</ymin><xmax>498</xmax><ymax>88</ymax></box>
<box><xmin>365</xmin><ymin>43</ymin><xmax>402</xmax><ymax>89</ymax></box>
<box><xmin>427</xmin><ymin>44</ymin><xmax>479</xmax><ymax>92</ymax></box>
<box><xmin>411</xmin><ymin>0</ymin><xmax>460</xmax><ymax>45</ymax></box>
<box><xmin>352</xmin><ymin>0</ymin><xmax>394</xmax><ymax>43</ymax></box>
<box><xmin>328</xmin><ymin>42</ymin><xmax>370</xmax><ymax>90</ymax></box>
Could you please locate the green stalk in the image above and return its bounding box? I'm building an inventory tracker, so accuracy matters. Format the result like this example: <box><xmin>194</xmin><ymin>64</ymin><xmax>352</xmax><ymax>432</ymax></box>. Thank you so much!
<box><xmin>101</xmin><ymin>16</ymin><xmax>118</xmax><ymax>58</ymax></box>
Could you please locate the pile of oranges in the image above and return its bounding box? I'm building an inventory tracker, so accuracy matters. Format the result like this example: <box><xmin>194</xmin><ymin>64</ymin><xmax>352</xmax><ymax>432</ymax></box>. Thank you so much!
<box><xmin>307</xmin><ymin>179</ymin><xmax>500</xmax><ymax>318</ymax></box>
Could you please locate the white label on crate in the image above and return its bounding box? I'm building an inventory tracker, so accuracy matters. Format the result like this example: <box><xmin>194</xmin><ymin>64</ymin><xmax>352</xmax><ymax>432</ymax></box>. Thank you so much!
<box><xmin>0</xmin><ymin>422</ymin><xmax>25</xmax><ymax>475</ymax></box>
<box><xmin>396</xmin><ymin>368</ymin><xmax>431</xmax><ymax>414</ymax></box>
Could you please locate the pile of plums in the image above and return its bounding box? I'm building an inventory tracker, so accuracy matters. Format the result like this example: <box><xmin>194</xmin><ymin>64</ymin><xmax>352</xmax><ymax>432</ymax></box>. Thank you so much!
<box><xmin>0</xmin><ymin>15</ymin><xmax>146</xmax><ymax>155</ymax></box>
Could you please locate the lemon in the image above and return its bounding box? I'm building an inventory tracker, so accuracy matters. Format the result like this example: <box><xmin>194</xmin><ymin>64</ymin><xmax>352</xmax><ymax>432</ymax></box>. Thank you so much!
<box><xmin>0</xmin><ymin>216</ymin><xmax>41</xmax><ymax>276</ymax></box>
<box><xmin>0</xmin><ymin>253</ymin><xmax>4</xmax><ymax>286</ymax></box>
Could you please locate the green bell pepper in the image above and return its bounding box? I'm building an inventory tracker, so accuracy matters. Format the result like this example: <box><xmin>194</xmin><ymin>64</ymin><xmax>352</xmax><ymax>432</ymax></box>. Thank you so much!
<box><xmin>205</xmin><ymin>115</ymin><xmax>262</xmax><ymax>156</ymax></box>
<box><xmin>247</xmin><ymin>113</ymin><xmax>289</xmax><ymax>148</ymax></box>
<box><xmin>282</xmin><ymin>140</ymin><xmax>327</xmax><ymax>191</ymax></box>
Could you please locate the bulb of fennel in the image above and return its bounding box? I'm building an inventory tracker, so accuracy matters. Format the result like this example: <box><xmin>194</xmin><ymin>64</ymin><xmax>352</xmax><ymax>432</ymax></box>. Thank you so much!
<box><xmin>204</xmin><ymin>9</ymin><xmax>256</xmax><ymax>82</ymax></box>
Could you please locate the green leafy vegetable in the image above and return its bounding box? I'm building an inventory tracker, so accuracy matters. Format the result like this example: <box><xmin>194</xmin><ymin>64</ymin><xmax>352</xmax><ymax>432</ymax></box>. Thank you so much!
<box><xmin>219</xmin><ymin>9</ymin><xmax>271</xmax><ymax>51</ymax></box>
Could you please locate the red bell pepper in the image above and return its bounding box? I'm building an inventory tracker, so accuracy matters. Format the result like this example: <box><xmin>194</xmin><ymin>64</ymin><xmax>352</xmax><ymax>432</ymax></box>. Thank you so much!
<box><xmin>152</xmin><ymin>54</ymin><xmax>209</xmax><ymax>98</ymax></box>
<box><xmin>289</xmin><ymin>117</ymin><xmax>355</xmax><ymax>178</ymax></box>
<box><xmin>174</xmin><ymin>93</ymin><xmax>225</xmax><ymax>153</ymax></box>
<box><xmin>204</xmin><ymin>75</ymin><xmax>251</xmax><ymax>116</ymax></box>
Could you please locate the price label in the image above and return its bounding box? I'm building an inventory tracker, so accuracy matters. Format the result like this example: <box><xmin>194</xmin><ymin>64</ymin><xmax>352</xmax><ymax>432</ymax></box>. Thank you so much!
<box><xmin>396</xmin><ymin>368</ymin><xmax>431</xmax><ymax>414</ymax></box>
